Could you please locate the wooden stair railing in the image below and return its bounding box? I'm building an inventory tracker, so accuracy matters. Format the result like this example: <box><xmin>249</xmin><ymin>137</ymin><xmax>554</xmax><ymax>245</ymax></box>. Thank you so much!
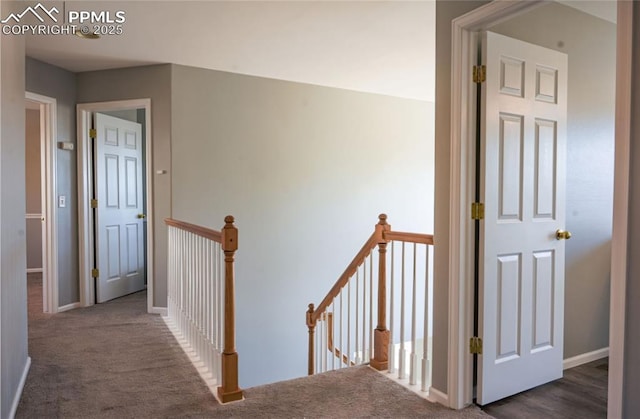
<box><xmin>164</xmin><ymin>216</ymin><xmax>243</xmax><ymax>403</ymax></box>
<box><xmin>306</xmin><ymin>214</ymin><xmax>389</xmax><ymax>374</ymax></box>
<box><xmin>306</xmin><ymin>214</ymin><xmax>434</xmax><ymax>392</ymax></box>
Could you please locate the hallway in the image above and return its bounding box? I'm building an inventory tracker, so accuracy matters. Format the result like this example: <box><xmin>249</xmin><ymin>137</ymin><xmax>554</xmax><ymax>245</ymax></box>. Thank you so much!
<box><xmin>18</xmin><ymin>275</ymin><xmax>220</xmax><ymax>417</ymax></box>
<box><xmin>17</xmin><ymin>276</ymin><xmax>492</xmax><ymax>418</ymax></box>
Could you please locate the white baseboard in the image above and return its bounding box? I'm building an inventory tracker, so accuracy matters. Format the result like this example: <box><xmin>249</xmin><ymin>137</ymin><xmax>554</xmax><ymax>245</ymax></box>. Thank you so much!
<box><xmin>9</xmin><ymin>356</ymin><xmax>31</xmax><ymax>419</ymax></box>
<box><xmin>370</xmin><ymin>366</ymin><xmax>433</xmax><ymax>402</ymax></box>
<box><xmin>149</xmin><ymin>306</ymin><xmax>168</xmax><ymax>316</ymax></box>
<box><xmin>58</xmin><ymin>302</ymin><xmax>80</xmax><ymax>313</ymax></box>
<box><xmin>427</xmin><ymin>386</ymin><xmax>449</xmax><ymax>406</ymax></box>
<box><xmin>563</xmin><ymin>347</ymin><xmax>609</xmax><ymax>370</ymax></box>
<box><xmin>162</xmin><ymin>316</ymin><xmax>224</xmax><ymax>403</ymax></box>
<box><xmin>26</xmin><ymin>268</ymin><xmax>43</xmax><ymax>273</ymax></box>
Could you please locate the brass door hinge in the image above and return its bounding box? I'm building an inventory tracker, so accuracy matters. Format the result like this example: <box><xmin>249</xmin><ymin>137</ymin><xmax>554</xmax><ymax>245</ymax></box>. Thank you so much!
<box><xmin>91</xmin><ymin>268</ymin><xmax>99</xmax><ymax>278</ymax></box>
<box><xmin>473</xmin><ymin>65</ymin><xmax>486</xmax><ymax>84</ymax></box>
<box><xmin>89</xmin><ymin>129</ymin><xmax>97</xmax><ymax>139</ymax></box>
<box><xmin>91</xmin><ymin>199</ymin><xmax>98</xmax><ymax>208</ymax></box>
<box><xmin>470</xmin><ymin>336</ymin><xmax>483</xmax><ymax>354</ymax></box>
<box><xmin>471</xmin><ymin>202</ymin><xmax>485</xmax><ymax>220</ymax></box>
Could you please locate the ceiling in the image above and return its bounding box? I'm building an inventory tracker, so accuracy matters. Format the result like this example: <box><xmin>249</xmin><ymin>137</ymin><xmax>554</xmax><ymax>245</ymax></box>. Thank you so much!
<box><xmin>25</xmin><ymin>1</ymin><xmax>435</xmax><ymax>101</ymax></box>
<box><xmin>22</xmin><ymin>1</ymin><xmax>616</xmax><ymax>103</ymax></box>
<box><xmin>557</xmin><ymin>0</ymin><xmax>616</xmax><ymax>23</ymax></box>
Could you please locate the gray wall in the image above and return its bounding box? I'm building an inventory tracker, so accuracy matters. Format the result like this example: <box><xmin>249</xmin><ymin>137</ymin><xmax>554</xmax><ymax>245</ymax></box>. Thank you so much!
<box><xmin>25</xmin><ymin>58</ymin><xmax>79</xmax><ymax>306</ymax></box>
<box><xmin>170</xmin><ymin>64</ymin><xmax>434</xmax><ymax>387</ymax></box>
<box><xmin>624</xmin><ymin>3</ymin><xmax>640</xmax><ymax>416</ymax></box>
<box><xmin>433</xmin><ymin>0</ymin><xmax>490</xmax><ymax>394</ymax></box>
<box><xmin>102</xmin><ymin>109</ymin><xmax>138</xmax><ymax>122</ymax></box>
<box><xmin>0</xmin><ymin>5</ymin><xmax>29</xmax><ymax>417</ymax></box>
<box><xmin>25</xmin><ymin>109</ymin><xmax>43</xmax><ymax>270</ymax></box>
<box><xmin>490</xmin><ymin>1</ymin><xmax>615</xmax><ymax>360</ymax></box>
<box><xmin>77</xmin><ymin>65</ymin><xmax>172</xmax><ymax>308</ymax></box>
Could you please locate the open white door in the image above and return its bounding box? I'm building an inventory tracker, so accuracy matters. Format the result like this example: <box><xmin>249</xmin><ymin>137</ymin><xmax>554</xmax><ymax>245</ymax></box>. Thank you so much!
<box><xmin>477</xmin><ymin>31</ymin><xmax>568</xmax><ymax>405</ymax></box>
<box><xmin>94</xmin><ymin>113</ymin><xmax>146</xmax><ymax>303</ymax></box>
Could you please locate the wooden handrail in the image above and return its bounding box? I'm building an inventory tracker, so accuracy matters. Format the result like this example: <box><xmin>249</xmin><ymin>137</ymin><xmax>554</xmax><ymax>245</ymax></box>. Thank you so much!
<box><xmin>165</xmin><ymin>218</ymin><xmax>223</xmax><ymax>243</ymax></box>
<box><xmin>307</xmin><ymin>214</ymin><xmax>434</xmax><ymax>376</ymax></box>
<box><xmin>311</xmin><ymin>233</ymin><xmax>378</xmax><ymax>324</ymax></box>
<box><xmin>383</xmin><ymin>231</ymin><xmax>434</xmax><ymax>245</ymax></box>
<box><xmin>307</xmin><ymin>214</ymin><xmax>390</xmax><ymax>375</ymax></box>
<box><xmin>165</xmin><ymin>215</ymin><xmax>243</xmax><ymax>403</ymax></box>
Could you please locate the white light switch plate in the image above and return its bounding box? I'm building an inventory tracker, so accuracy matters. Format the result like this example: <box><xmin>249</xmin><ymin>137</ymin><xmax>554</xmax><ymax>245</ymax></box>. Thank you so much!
<box><xmin>58</xmin><ymin>195</ymin><xmax>66</xmax><ymax>208</ymax></box>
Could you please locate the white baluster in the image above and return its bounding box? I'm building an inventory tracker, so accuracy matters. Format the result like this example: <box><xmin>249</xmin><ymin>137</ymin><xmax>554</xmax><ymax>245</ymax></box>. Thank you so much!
<box><xmin>355</xmin><ymin>270</ymin><xmax>360</xmax><ymax>364</ymax></box>
<box><xmin>196</xmin><ymin>236</ymin><xmax>201</xmax><ymax>365</ymax></box>
<box><xmin>207</xmin><ymin>239</ymin><xmax>213</xmax><ymax>377</ymax></box>
<box><xmin>331</xmin><ymin>300</ymin><xmax>336</xmax><ymax>371</ymax></box>
<box><xmin>323</xmin><ymin>314</ymin><xmax>328</xmax><ymax>372</ymax></box>
<box><xmin>347</xmin><ymin>280</ymin><xmax>351</xmax><ymax>367</ymax></box>
<box><xmin>187</xmin><ymin>232</ymin><xmax>191</xmax><ymax>342</ymax></box>
<box><xmin>410</xmin><ymin>243</ymin><xmax>418</xmax><ymax>386</ymax></box>
<box><xmin>213</xmin><ymin>239</ymin><xmax>217</xmax><ymax>377</ymax></box>
<box><xmin>200</xmin><ymin>236</ymin><xmax>205</xmax><ymax>367</ymax></box>
<box><xmin>369</xmin><ymin>253</ymin><xmax>373</xmax><ymax>362</ymax></box>
<box><xmin>216</xmin><ymin>242</ymin><xmax>223</xmax><ymax>385</ymax></box>
<box><xmin>399</xmin><ymin>242</ymin><xmax>406</xmax><ymax>379</ymax></box>
<box><xmin>389</xmin><ymin>241</ymin><xmax>395</xmax><ymax>373</ymax></box>
<box><xmin>167</xmin><ymin>227</ymin><xmax>172</xmax><ymax>320</ymax></box>
<box><xmin>421</xmin><ymin>244</ymin><xmax>431</xmax><ymax>392</ymax></box>
<box><xmin>361</xmin><ymin>258</ymin><xmax>366</xmax><ymax>363</ymax></box>
<box><xmin>316</xmin><ymin>318</ymin><xmax>320</xmax><ymax>374</ymax></box>
<box><xmin>203</xmin><ymin>239</ymin><xmax>209</xmax><ymax>375</ymax></box>
<box><xmin>339</xmin><ymin>289</ymin><xmax>343</xmax><ymax>369</ymax></box>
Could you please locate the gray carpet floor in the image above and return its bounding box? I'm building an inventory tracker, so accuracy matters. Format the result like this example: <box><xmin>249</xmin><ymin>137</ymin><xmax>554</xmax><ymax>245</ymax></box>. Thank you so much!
<box><xmin>17</xmin><ymin>275</ymin><xmax>493</xmax><ymax>418</ymax></box>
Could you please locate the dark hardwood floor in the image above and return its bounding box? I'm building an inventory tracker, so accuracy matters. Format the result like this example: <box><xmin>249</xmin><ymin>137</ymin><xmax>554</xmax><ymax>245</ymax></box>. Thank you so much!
<box><xmin>482</xmin><ymin>358</ymin><xmax>608</xmax><ymax>419</ymax></box>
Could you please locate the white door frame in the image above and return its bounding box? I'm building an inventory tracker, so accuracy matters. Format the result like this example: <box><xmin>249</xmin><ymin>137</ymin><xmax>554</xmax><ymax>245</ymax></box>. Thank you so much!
<box><xmin>77</xmin><ymin>99</ymin><xmax>154</xmax><ymax>312</ymax></box>
<box><xmin>25</xmin><ymin>91</ymin><xmax>59</xmax><ymax>314</ymax></box>
<box><xmin>447</xmin><ymin>2</ymin><xmax>631</xmax><ymax>417</ymax></box>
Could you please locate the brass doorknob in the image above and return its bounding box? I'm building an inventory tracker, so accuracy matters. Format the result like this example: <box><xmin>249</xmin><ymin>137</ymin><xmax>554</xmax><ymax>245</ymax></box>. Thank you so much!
<box><xmin>137</xmin><ymin>214</ymin><xmax>146</xmax><ymax>219</ymax></box>
<box><xmin>556</xmin><ymin>229</ymin><xmax>571</xmax><ymax>240</ymax></box>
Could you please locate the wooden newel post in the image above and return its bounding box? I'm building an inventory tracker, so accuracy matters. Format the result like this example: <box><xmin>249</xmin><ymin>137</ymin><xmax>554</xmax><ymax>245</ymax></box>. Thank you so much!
<box><xmin>217</xmin><ymin>215</ymin><xmax>244</xmax><ymax>403</ymax></box>
<box><xmin>306</xmin><ymin>303</ymin><xmax>316</xmax><ymax>375</ymax></box>
<box><xmin>370</xmin><ymin>214</ymin><xmax>391</xmax><ymax>370</ymax></box>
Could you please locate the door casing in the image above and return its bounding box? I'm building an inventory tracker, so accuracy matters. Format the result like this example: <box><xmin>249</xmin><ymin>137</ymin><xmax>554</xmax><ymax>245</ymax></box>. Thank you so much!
<box><xmin>446</xmin><ymin>1</ymin><xmax>631</xmax><ymax>417</ymax></box>
<box><xmin>77</xmin><ymin>99</ymin><xmax>154</xmax><ymax>313</ymax></box>
<box><xmin>25</xmin><ymin>91</ymin><xmax>58</xmax><ymax>314</ymax></box>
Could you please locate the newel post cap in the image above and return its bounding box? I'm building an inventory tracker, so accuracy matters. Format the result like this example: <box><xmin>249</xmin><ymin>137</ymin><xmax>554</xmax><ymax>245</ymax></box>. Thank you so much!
<box><xmin>222</xmin><ymin>215</ymin><xmax>238</xmax><ymax>252</ymax></box>
<box><xmin>375</xmin><ymin>214</ymin><xmax>391</xmax><ymax>243</ymax></box>
<box><xmin>306</xmin><ymin>303</ymin><xmax>316</xmax><ymax>328</ymax></box>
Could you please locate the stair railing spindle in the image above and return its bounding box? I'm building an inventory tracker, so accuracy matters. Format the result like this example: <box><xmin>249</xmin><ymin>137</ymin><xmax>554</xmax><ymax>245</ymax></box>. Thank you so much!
<box><xmin>399</xmin><ymin>241</ymin><xmax>406</xmax><ymax>380</ymax></box>
<box><xmin>410</xmin><ymin>243</ymin><xmax>418</xmax><ymax>386</ymax></box>
<box><xmin>389</xmin><ymin>241</ymin><xmax>395</xmax><ymax>373</ymax></box>
<box><xmin>422</xmin><ymin>245</ymin><xmax>431</xmax><ymax>392</ymax></box>
<box><xmin>355</xmin><ymin>270</ymin><xmax>360</xmax><ymax>364</ymax></box>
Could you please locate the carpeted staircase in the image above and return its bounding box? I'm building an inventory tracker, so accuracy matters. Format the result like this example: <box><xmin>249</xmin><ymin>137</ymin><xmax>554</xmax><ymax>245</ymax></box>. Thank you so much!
<box><xmin>17</xmin><ymin>275</ymin><xmax>492</xmax><ymax>418</ymax></box>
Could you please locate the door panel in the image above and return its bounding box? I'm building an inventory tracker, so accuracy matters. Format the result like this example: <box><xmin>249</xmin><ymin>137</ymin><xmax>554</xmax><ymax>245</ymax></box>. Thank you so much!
<box><xmin>95</xmin><ymin>113</ymin><xmax>145</xmax><ymax>303</ymax></box>
<box><xmin>534</xmin><ymin>120</ymin><xmax>556</xmax><ymax>218</ymax></box>
<box><xmin>477</xmin><ymin>31</ymin><xmax>568</xmax><ymax>405</ymax></box>
<box><xmin>532</xmin><ymin>250</ymin><xmax>553</xmax><ymax>351</ymax></box>
<box><xmin>498</xmin><ymin>113</ymin><xmax>523</xmax><ymax>220</ymax></box>
<box><xmin>125</xmin><ymin>223</ymin><xmax>140</xmax><ymax>275</ymax></box>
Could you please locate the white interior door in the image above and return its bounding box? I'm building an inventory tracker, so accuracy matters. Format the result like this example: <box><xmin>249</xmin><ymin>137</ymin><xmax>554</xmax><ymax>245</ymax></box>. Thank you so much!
<box><xmin>477</xmin><ymin>31</ymin><xmax>568</xmax><ymax>405</ymax></box>
<box><xmin>94</xmin><ymin>113</ymin><xmax>146</xmax><ymax>303</ymax></box>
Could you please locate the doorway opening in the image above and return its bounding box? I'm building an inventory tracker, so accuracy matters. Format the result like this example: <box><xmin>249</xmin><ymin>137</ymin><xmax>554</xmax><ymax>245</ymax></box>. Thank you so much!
<box><xmin>25</xmin><ymin>92</ymin><xmax>58</xmax><ymax>314</ymax></box>
<box><xmin>446</xmin><ymin>1</ymin><xmax>629</xmax><ymax>417</ymax></box>
<box><xmin>77</xmin><ymin>99</ymin><xmax>154</xmax><ymax>312</ymax></box>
